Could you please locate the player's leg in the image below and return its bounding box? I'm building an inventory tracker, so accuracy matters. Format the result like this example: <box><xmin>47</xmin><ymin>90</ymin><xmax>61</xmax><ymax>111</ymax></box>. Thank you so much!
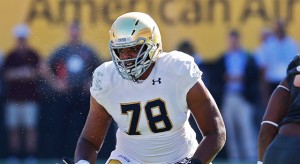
<box><xmin>236</xmin><ymin>98</ymin><xmax>256</xmax><ymax>161</ymax></box>
<box><xmin>23</xmin><ymin>101</ymin><xmax>39</xmax><ymax>163</ymax></box>
<box><xmin>5</xmin><ymin>102</ymin><xmax>21</xmax><ymax>155</ymax></box>
<box><xmin>222</xmin><ymin>93</ymin><xmax>240</xmax><ymax>161</ymax></box>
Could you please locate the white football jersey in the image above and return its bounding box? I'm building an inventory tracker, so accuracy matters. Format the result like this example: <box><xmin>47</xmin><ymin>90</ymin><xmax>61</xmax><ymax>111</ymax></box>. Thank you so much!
<box><xmin>91</xmin><ymin>51</ymin><xmax>203</xmax><ymax>163</ymax></box>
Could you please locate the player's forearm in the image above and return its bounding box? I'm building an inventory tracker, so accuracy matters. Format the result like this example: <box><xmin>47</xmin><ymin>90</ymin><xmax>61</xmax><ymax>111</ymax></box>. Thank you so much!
<box><xmin>74</xmin><ymin>138</ymin><xmax>99</xmax><ymax>164</ymax></box>
<box><xmin>192</xmin><ymin>130</ymin><xmax>226</xmax><ymax>164</ymax></box>
<box><xmin>258</xmin><ymin>128</ymin><xmax>276</xmax><ymax>161</ymax></box>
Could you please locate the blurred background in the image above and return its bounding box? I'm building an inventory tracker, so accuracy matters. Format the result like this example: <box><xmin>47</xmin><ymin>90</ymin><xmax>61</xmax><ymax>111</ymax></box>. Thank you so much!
<box><xmin>0</xmin><ymin>0</ymin><xmax>300</xmax><ymax>163</ymax></box>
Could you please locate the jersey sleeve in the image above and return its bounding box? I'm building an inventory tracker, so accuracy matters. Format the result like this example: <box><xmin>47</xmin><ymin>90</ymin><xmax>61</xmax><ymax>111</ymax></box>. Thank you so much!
<box><xmin>166</xmin><ymin>51</ymin><xmax>203</xmax><ymax>107</ymax></box>
<box><xmin>173</xmin><ymin>51</ymin><xmax>203</xmax><ymax>90</ymax></box>
<box><xmin>90</xmin><ymin>63</ymin><xmax>110</xmax><ymax>104</ymax></box>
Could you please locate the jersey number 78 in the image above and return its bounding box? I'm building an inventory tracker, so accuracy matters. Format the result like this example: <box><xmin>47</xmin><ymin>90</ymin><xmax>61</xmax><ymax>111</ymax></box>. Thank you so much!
<box><xmin>121</xmin><ymin>98</ymin><xmax>173</xmax><ymax>135</ymax></box>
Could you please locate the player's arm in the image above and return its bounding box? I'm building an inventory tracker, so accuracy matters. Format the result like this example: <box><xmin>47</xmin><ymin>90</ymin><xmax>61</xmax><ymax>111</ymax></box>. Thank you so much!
<box><xmin>257</xmin><ymin>79</ymin><xmax>290</xmax><ymax>161</ymax></box>
<box><xmin>74</xmin><ymin>96</ymin><xmax>112</xmax><ymax>164</ymax></box>
<box><xmin>187</xmin><ymin>80</ymin><xmax>226</xmax><ymax>164</ymax></box>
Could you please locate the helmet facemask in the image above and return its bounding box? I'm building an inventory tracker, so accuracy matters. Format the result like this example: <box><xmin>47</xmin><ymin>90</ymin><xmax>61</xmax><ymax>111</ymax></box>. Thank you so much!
<box><xmin>110</xmin><ymin>37</ymin><xmax>159</xmax><ymax>82</ymax></box>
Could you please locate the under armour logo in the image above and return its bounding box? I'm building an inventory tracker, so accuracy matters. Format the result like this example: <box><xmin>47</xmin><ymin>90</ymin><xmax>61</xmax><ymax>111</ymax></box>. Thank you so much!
<box><xmin>152</xmin><ymin>78</ymin><xmax>161</xmax><ymax>85</ymax></box>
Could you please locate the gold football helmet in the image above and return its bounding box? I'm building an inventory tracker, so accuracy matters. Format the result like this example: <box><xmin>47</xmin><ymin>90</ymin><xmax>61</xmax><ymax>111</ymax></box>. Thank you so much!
<box><xmin>109</xmin><ymin>12</ymin><xmax>162</xmax><ymax>82</ymax></box>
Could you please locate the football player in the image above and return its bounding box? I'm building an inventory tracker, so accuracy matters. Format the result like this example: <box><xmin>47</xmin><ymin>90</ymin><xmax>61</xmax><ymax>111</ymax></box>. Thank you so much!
<box><xmin>74</xmin><ymin>12</ymin><xmax>226</xmax><ymax>164</ymax></box>
<box><xmin>258</xmin><ymin>54</ymin><xmax>300</xmax><ymax>164</ymax></box>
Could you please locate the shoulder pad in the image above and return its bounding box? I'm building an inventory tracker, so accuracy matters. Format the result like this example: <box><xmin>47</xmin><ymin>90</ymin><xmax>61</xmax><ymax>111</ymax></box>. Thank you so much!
<box><xmin>161</xmin><ymin>51</ymin><xmax>202</xmax><ymax>79</ymax></box>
